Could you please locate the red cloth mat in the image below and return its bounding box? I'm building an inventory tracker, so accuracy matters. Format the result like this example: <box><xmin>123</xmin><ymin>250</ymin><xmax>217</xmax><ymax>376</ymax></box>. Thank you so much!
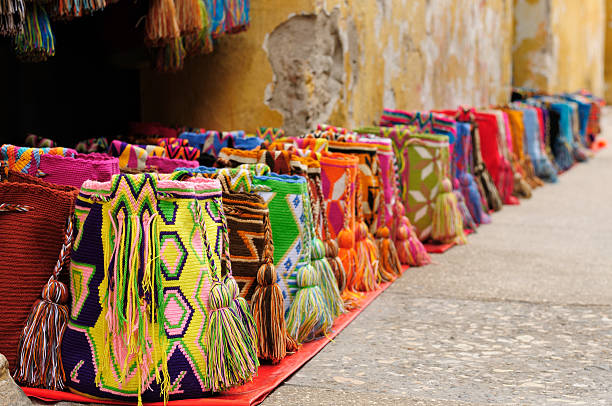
<box><xmin>23</xmin><ymin>276</ymin><xmax>401</xmax><ymax>406</ymax></box>
<box><xmin>423</xmin><ymin>242</ymin><xmax>455</xmax><ymax>253</ymax></box>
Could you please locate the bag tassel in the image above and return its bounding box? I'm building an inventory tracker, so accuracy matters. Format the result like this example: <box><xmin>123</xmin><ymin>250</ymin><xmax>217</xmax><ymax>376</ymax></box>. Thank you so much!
<box><xmin>353</xmin><ymin>221</ymin><xmax>379</xmax><ymax>291</ymax></box>
<box><xmin>375</xmin><ymin>226</ymin><xmax>401</xmax><ymax>281</ymax></box>
<box><xmin>285</xmin><ymin>261</ymin><xmax>333</xmax><ymax>343</ymax></box>
<box><xmin>13</xmin><ymin>217</ymin><xmax>72</xmax><ymax>390</ymax></box>
<box><xmin>325</xmin><ymin>239</ymin><xmax>346</xmax><ymax>293</ymax></box>
<box><xmin>195</xmin><ymin>200</ymin><xmax>257</xmax><ymax>391</ymax></box>
<box><xmin>251</xmin><ymin>213</ymin><xmax>298</xmax><ymax>363</ymax></box>
<box><xmin>454</xmin><ymin>190</ymin><xmax>477</xmax><ymax>232</ymax></box>
<box><xmin>311</xmin><ymin>238</ymin><xmax>344</xmax><ymax>318</ymax></box>
<box><xmin>392</xmin><ymin>202</ymin><xmax>431</xmax><ymax>267</ymax></box>
<box><xmin>206</xmin><ymin>279</ymin><xmax>259</xmax><ymax>391</ymax></box>
<box><xmin>432</xmin><ymin>178</ymin><xmax>467</xmax><ymax>245</ymax></box>
<box><xmin>337</xmin><ymin>227</ymin><xmax>362</xmax><ymax>307</ymax></box>
<box><xmin>513</xmin><ymin>171</ymin><xmax>532</xmax><ymax>199</ymax></box>
<box><xmin>459</xmin><ymin>173</ymin><xmax>490</xmax><ymax>225</ymax></box>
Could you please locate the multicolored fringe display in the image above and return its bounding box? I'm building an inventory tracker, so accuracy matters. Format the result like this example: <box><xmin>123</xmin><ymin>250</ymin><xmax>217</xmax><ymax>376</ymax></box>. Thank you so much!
<box><xmin>14</xmin><ymin>4</ymin><xmax>54</xmax><ymax>62</ymax></box>
<box><xmin>54</xmin><ymin>0</ymin><xmax>105</xmax><ymax>19</ymax></box>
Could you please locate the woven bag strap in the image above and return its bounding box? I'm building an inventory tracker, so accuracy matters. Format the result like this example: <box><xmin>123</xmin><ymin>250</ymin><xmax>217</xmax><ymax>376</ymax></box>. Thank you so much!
<box><xmin>0</xmin><ymin>203</ymin><xmax>33</xmax><ymax>212</ymax></box>
<box><xmin>192</xmin><ymin>199</ymin><xmax>221</xmax><ymax>281</ymax></box>
<box><xmin>51</xmin><ymin>216</ymin><xmax>74</xmax><ymax>280</ymax></box>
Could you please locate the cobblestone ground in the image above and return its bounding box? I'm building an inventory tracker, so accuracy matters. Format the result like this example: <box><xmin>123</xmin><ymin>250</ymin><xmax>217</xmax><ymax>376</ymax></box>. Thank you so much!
<box><xmin>263</xmin><ymin>109</ymin><xmax>612</xmax><ymax>405</ymax></box>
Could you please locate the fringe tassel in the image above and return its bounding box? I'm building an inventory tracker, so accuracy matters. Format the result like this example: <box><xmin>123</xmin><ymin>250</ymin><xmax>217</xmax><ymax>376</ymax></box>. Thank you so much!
<box><xmin>55</xmin><ymin>0</ymin><xmax>104</xmax><ymax>19</ymax></box>
<box><xmin>459</xmin><ymin>173</ymin><xmax>490</xmax><ymax>225</ymax></box>
<box><xmin>13</xmin><ymin>217</ymin><xmax>73</xmax><ymax>390</ymax></box>
<box><xmin>393</xmin><ymin>202</ymin><xmax>431</xmax><ymax>267</ymax></box>
<box><xmin>14</xmin><ymin>3</ymin><xmax>54</xmax><ymax>62</ymax></box>
<box><xmin>336</xmin><ymin>228</ymin><xmax>362</xmax><ymax>308</ymax></box>
<box><xmin>454</xmin><ymin>190</ymin><xmax>477</xmax><ymax>232</ymax></box>
<box><xmin>251</xmin><ymin>262</ymin><xmax>287</xmax><ymax>363</ymax></box>
<box><xmin>184</xmin><ymin>0</ymin><xmax>213</xmax><ymax>56</ymax></box>
<box><xmin>324</xmin><ymin>238</ymin><xmax>346</xmax><ymax>293</ymax></box>
<box><xmin>353</xmin><ymin>221</ymin><xmax>379</xmax><ymax>292</ymax></box>
<box><xmin>224</xmin><ymin>275</ymin><xmax>257</xmax><ymax>348</ymax></box>
<box><xmin>206</xmin><ymin>280</ymin><xmax>259</xmax><ymax>391</ymax></box>
<box><xmin>311</xmin><ymin>238</ymin><xmax>344</xmax><ymax>318</ymax></box>
<box><xmin>432</xmin><ymin>179</ymin><xmax>467</xmax><ymax>245</ymax></box>
<box><xmin>145</xmin><ymin>0</ymin><xmax>180</xmax><ymax>46</ymax></box>
<box><xmin>375</xmin><ymin>226</ymin><xmax>401</xmax><ymax>281</ymax></box>
<box><xmin>513</xmin><ymin>171</ymin><xmax>532</xmax><ymax>198</ymax></box>
<box><xmin>250</xmin><ymin>213</ymin><xmax>296</xmax><ymax>364</ymax></box>
<box><xmin>0</xmin><ymin>0</ymin><xmax>24</xmax><ymax>36</ymax></box>
<box><xmin>285</xmin><ymin>262</ymin><xmax>333</xmax><ymax>343</ymax></box>
<box><xmin>154</xmin><ymin>37</ymin><xmax>185</xmax><ymax>73</ymax></box>
<box><xmin>174</xmin><ymin>0</ymin><xmax>203</xmax><ymax>35</ymax></box>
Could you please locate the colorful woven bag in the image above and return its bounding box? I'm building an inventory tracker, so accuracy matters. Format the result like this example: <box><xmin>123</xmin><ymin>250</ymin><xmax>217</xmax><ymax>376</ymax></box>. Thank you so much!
<box><xmin>61</xmin><ymin>173</ymin><xmax>257</xmax><ymax>403</ymax></box>
<box><xmin>108</xmin><ymin>140</ymin><xmax>148</xmax><ymax>170</ymax></box>
<box><xmin>145</xmin><ymin>155</ymin><xmax>199</xmax><ymax>173</ymax></box>
<box><xmin>1</xmin><ymin>144</ymin><xmax>76</xmax><ymax>176</ymax></box>
<box><xmin>0</xmin><ymin>168</ymin><xmax>78</xmax><ymax>389</ymax></box>
<box><xmin>402</xmin><ymin>133</ymin><xmax>455</xmax><ymax>241</ymax></box>
<box><xmin>39</xmin><ymin>153</ymin><xmax>120</xmax><ymax>188</ymax></box>
<box><xmin>250</xmin><ymin>173</ymin><xmax>306</xmax><ymax>305</ymax></box>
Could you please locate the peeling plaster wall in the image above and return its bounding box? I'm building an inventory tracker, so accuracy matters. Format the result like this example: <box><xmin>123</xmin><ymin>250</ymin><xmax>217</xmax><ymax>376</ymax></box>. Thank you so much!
<box><xmin>513</xmin><ymin>0</ymin><xmax>605</xmax><ymax>95</ymax></box>
<box><xmin>140</xmin><ymin>0</ymin><xmax>513</xmax><ymax>135</ymax></box>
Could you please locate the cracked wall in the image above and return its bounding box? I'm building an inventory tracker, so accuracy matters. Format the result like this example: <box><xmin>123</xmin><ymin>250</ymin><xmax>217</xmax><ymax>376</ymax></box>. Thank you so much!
<box><xmin>140</xmin><ymin>0</ymin><xmax>513</xmax><ymax>134</ymax></box>
<box><xmin>513</xmin><ymin>0</ymin><xmax>605</xmax><ymax>95</ymax></box>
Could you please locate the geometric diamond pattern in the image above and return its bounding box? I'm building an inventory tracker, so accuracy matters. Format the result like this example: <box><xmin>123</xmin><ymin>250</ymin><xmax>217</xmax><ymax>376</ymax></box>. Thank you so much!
<box><xmin>160</xmin><ymin>231</ymin><xmax>188</xmax><ymax>280</ymax></box>
<box><xmin>163</xmin><ymin>287</ymin><xmax>193</xmax><ymax>338</ymax></box>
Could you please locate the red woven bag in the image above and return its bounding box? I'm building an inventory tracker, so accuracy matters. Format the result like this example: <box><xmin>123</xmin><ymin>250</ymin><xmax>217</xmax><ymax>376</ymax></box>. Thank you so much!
<box><xmin>0</xmin><ymin>168</ymin><xmax>78</xmax><ymax>389</ymax></box>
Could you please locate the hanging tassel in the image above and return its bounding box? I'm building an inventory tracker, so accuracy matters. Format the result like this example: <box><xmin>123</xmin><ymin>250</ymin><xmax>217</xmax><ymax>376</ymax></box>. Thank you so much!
<box><xmin>285</xmin><ymin>261</ymin><xmax>333</xmax><ymax>343</ymax></box>
<box><xmin>224</xmin><ymin>275</ymin><xmax>257</xmax><ymax>347</ymax></box>
<box><xmin>55</xmin><ymin>0</ymin><xmax>104</xmax><ymax>19</ymax></box>
<box><xmin>251</xmin><ymin>212</ymin><xmax>298</xmax><ymax>363</ymax></box>
<box><xmin>324</xmin><ymin>239</ymin><xmax>346</xmax><ymax>293</ymax></box>
<box><xmin>251</xmin><ymin>261</ymin><xmax>295</xmax><ymax>363</ymax></box>
<box><xmin>336</xmin><ymin>228</ymin><xmax>361</xmax><ymax>308</ymax></box>
<box><xmin>174</xmin><ymin>0</ymin><xmax>203</xmax><ymax>35</ymax></box>
<box><xmin>454</xmin><ymin>190</ymin><xmax>477</xmax><ymax>232</ymax></box>
<box><xmin>0</xmin><ymin>0</ymin><xmax>24</xmax><ymax>36</ymax></box>
<box><xmin>310</xmin><ymin>238</ymin><xmax>344</xmax><ymax>318</ymax></box>
<box><xmin>14</xmin><ymin>3</ymin><xmax>54</xmax><ymax>62</ymax></box>
<box><xmin>513</xmin><ymin>171</ymin><xmax>532</xmax><ymax>198</ymax></box>
<box><xmin>13</xmin><ymin>217</ymin><xmax>72</xmax><ymax>390</ymax></box>
<box><xmin>184</xmin><ymin>0</ymin><xmax>213</xmax><ymax>55</ymax></box>
<box><xmin>392</xmin><ymin>202</ymin><xmax>431</xmax><ymax>267</ymax></box>
<box><xmin>375</xmin><ymin>226</ymin><xmax>401</xmax><ymax>281</ymax></box>
<box><xmin>145</xmin><ymin>0</ymin><xmax>180</xmax><ymax>46</ymax></box>
<box><xmin>206</xmin><ymin>279</ymin><xmax>259</xmax><ymax>391</ymax></box>
<box><xmin>459</xmin><ymin>173</ymin><xmax>490</xmax><ymax>225</ymax></box>
<box><xmin>154</xmin><ymin>37</ymin><xmax>185</xmax><ymax>72</ymax></box>
<box><xmin>353</xmin><ymin>221</ymin><xmax>379</xmax><ymax>291</ymax></box>
<box><xmin>432</xmin><ymin>178</ymin><xmax>467</xmax><ymax>245</ymax></box>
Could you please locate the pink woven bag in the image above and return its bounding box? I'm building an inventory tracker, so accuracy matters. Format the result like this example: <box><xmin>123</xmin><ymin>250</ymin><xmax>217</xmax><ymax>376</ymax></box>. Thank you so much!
<box><xmin>39</xmin><ymin>153</ymin><xmax>120</xmax><ymax>188</ymax></box>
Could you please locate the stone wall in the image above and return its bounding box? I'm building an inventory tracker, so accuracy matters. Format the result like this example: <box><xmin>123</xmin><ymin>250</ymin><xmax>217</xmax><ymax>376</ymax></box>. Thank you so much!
<box><xmin>140</xmin><ymin>0</ymin><xmax>514</xmax><ymax>136</ymax></box>
<box><xmin>513</xmin><ymin>0</ymin><xmax>605</xmax><ymax>96</ymax></box>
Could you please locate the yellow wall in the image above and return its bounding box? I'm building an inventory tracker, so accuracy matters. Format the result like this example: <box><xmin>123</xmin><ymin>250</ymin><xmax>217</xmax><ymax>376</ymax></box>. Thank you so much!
<box><xmin>141</xmin><ymin>0</ymin><xmax>514</xmax><ymax>135</ymax></box>
<box><xmin>513</xmin><ymin>0</ymin><xmax>605</xmax><ymax>95</ymax></box>
<box><xmin>605</xmin><ymin>0</ymin><xmax>612</xmax><ymax>102</ymax></box>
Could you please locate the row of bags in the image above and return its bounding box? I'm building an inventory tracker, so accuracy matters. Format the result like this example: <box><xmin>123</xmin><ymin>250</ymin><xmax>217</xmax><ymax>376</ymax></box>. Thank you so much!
<box><xmin>0</xmin><ymin>89</ymin><xmax>603</xmax><ymax>404</ymax></box>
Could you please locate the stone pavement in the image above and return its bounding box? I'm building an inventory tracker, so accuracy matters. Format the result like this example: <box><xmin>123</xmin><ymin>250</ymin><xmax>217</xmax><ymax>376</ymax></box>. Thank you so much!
<box><xmin>263</xmin><ymin>110</ymin><xmax>612</xmax><ymax>405</ymax></box>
